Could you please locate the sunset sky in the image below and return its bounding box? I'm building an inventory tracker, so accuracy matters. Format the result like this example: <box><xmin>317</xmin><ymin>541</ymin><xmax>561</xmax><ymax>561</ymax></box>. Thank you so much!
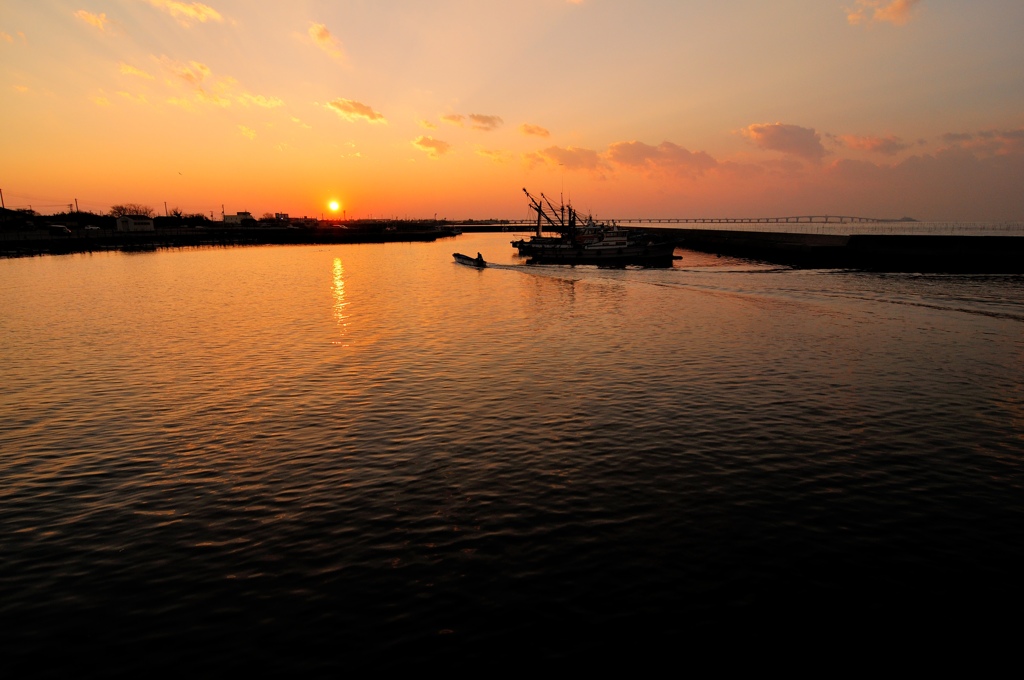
<box><xmin>2</xmin><ymin>1</ymin><xmax>1023</xmax><ymax>220</ymax></box>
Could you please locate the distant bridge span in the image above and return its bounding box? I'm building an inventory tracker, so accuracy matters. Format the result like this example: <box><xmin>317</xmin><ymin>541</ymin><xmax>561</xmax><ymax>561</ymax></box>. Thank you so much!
<box><xmin>477</xmin><ymin>215</ymin><xmax>891</xmax><ymax>226</ymax></box>
<box><xmin>615</xmin><ymin>215</ymin><xmax>888</xmax><ymax>225</ymax></box>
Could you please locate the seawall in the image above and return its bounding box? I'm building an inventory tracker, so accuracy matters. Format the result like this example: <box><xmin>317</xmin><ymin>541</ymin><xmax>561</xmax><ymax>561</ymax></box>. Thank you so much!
<box><xmin>666</xmin><ymin>228</ymin><xmax>1024</xmax><ymax>273</ymax></box>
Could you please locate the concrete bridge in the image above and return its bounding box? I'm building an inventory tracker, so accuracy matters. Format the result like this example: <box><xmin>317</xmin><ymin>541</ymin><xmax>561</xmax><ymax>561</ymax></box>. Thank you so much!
<box><xmin>615</xmin><ymin>215</ymin><xmax>891</xmax><ymax>225</ymax></box>
<box><xmin>457</xmin><ymin>215</ymin><xmax>891</xmax><ymax>227</ymax></box>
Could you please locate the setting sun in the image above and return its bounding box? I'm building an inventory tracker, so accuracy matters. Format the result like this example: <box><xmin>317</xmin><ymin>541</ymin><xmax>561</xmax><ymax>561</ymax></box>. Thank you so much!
<box><xmin>329</xmin><ymin>201</ymin><xmax>340</xmax><ymax>212</ymax></box>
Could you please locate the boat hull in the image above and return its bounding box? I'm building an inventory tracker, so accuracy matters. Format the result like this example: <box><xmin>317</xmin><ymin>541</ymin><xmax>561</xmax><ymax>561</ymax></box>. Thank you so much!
<box><xmin>453</xmin><ymin>252</ymin><xmax>486</xmax><ymax>267</ymax></box>
<box><xmin>514</xmin><ymin>242</ymin><xmax>677</xmax><ymax>267</ymax></box>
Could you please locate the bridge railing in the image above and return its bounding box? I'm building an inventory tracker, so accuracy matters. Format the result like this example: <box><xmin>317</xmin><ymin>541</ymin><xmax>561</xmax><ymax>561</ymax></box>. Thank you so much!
<box><xmin>469</xmin><ymin>218</ymin><xmax>1024</xmax><ymax>236</ymax></box>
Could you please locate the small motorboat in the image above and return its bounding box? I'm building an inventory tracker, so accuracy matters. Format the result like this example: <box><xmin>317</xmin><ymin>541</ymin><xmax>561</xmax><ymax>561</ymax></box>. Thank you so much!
<box><xmin>453</xmin><ymin>252</ymin><xmax>487</xmax><ymax>268</ymax></box>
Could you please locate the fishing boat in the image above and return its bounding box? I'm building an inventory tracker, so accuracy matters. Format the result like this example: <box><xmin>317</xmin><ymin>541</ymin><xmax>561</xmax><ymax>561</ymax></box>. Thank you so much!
<box><xmin>453</xmin><ymin>252</ymin><xmax>487</xmax><ymax>267</ymax></box>
<box><xmin>513</xmin><ymin>188</ymin><xmax>677</xmax><ymax>267</ymax></box>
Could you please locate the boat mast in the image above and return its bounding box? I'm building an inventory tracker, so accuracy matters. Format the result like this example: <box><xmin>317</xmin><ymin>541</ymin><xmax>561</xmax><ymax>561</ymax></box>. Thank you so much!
<box><xmin>523</xmin><ymin>188</ymin><xmax>564</xmax><ymax>237</ymax></box>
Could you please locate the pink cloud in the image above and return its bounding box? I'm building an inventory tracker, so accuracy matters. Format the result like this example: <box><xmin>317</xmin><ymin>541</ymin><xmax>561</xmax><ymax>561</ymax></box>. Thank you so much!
<box><xmin>148</xmin><ymin>1</ymin><xmax>224</xmax><ymax>26</ymax></box>
<box><xmin>468</xmin><ymin>114</ymin><xmax>503</xmax><ymax>131</ymax></box>
<box><xmin>74</xmin><ymin>10</ymin><xmax>109</xmax><ymax>31</ymax></box>
<box><xmin>847</xmin><ymin>0</ymin><xmax>920</xmax><ymax>27</ymax></box>
<box><xmin>161</xmin><ymin>57</ymin><xmax>212</xmax><ymax>85</ymax></box>
<box><xmin>942</xmin><ymin>128</ymin><xmax>1024</xmax><ymax>156</ymax></box>
<box><xmin>606</xmin><ymin>140</ymin><xmax>717</xmax><ymax>175</ymax></box>
<box><xmin>1</xmin><ymin>31</ymin><xmax>27</xmax><ymax>45</ymax></box>
<box><xmin>119</xmin><ymin>63</ymin><xmax>154</xmax><ymax>79</ymax></box>
<box><xmin>441</xmin><ymin>113</ymin><xmax>503</xmax><ymax>131</ymax></box>
<box><xmin>325</xmin><ymin>98</ymin><xmax>386</xmax><ymax>123</ymax></box>
<box><xmin>527</xmin><ymin>146</ymin><xmax>605</xmax><ymax>171</ymax></box>
<box><xmin>308</xmin><ymin>23</ymin><xmax>347</xmax><ymax>63</ymax></box>
<box><xmin>520</xmin><ymin>123</ymin><xmax>550</xmax><ymax>137</ymax></box>
<box><xmin>476</xmin><ymin>148</ymin><xmax>510</xmax><ymax>162</ymax></box>
<box><xmin>838</xmin><ymin>134</ymin><xmax>910</xmax><ymax>155</ymax></box>
<box><xmin>412</xmin><ymin>136</ymin><xmax>451</xmax><ymax>158</ymax></box>
<box><xmin>743</xmin><ymin>123</ymin><xmax>826</xmax><ymax>161</ymax></box>
<box><xmin>825</xmin><ymin>145</ymin><xmax>1024</xmax><ymax>219</ymax></box>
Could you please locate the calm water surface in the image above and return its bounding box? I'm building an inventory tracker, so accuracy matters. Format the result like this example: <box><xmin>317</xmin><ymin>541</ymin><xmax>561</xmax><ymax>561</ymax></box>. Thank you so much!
<box><xmin>2</xmin><ymin>233</ymin><xmax>1023</xmax><ymax>670</ymax></box>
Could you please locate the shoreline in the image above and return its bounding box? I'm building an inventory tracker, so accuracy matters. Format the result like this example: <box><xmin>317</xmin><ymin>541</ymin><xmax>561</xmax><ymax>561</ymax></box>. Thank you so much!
<box><xmin>4</xmin><ymin>224</ymin><xmax>1023</xmax><ymax>273</ymax></box>
<box><xmin>0</xmin><ymin>225</ymin><xmax>459</xmax><ymax>259</ymax></box>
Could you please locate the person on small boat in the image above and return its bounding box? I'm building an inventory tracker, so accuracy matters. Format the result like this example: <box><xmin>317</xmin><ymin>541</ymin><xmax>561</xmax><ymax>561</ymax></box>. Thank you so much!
<box><xmin>476</xmin><ymin>252</ymin><xmax>484</xmax><ymax>265</ymax></box>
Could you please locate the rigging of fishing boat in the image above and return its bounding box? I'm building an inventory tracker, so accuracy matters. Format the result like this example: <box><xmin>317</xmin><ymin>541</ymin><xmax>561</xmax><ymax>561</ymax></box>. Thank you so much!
<box><xmin>512</xmin><ymin>189</ymin><xmax>677</xmax><ymax>267</ymax></box>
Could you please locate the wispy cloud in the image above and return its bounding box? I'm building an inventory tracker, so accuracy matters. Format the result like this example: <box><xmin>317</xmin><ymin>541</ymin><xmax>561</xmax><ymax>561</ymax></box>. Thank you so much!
<box><xmin>847</xmin><ymin>0</ymin><xmax>920</xmax><ymax>26</ymax></box>
<box><xmin>90</xmin><ymin>94</ymin><xmax>111</xmax><ymax>106</ymax></box>
<box><xmin>195</xmin><ymin>88</ymin><xmax>230</xmax><ymax>107</ymax></box>
<box><xmin>325</xmin><ymin>98</ymin><xmax>386</xmax><ymax>123</ymax></box>
<box><xmin>162</xmin><ymin>57</ymin><xmax>212</xmax><ymax>85</ymax></box>
<box><xmin>119</xmin><ymin>63</ymin><xmax>154</xmax><ymax>79</ymax></box>
<box><xmin>2</xmin><ymin>32</ymin><xmax>28</xmax><ymax>46</ymax></box>
<box><xmin>308</xmin><ymin>23</ymin><xmax>347</xmax><ymax>63</ymax></box>
<box><xmin>412</xmin><ymin>136</ymin><xmax>451</xmax><ymax>158</ymax></box>
<box><xmin>468</xmin><ymin>114</ymin><xmax>503</xmax><ymax>131</ymax></box>
<box><xmin>238</xmin><ymin>93</ymin><xmax>284</xmax><ymax>108</ymax></box>
<box><xmin>838</xmin><ymin>134</ymin><xmax>910</xmax><ymax>155</ymax></box>
<box><xmin>148</xmin><ymin>1</ymin><xmax>224</xmax><ymax>26</ymax></box>
<box><xmin>159</xmin><ymin>58</ymin><xmax>278</xmax><ymax>111</ymax></box>
<box><xmin>74</xmin><ymin>10</ymin><xmax>109</xmax><ymax>31</ymax></box>
<box><xmin>526</xmin><ymin>146</ymin><xmax>605</xmax><ymax>172</ymax></box>
<box><xmin>418</xmin><ymin>119</ymin><xmax>437</xmax><ymax>130</ymax></box>
<box><xmin>606</xmin><ymin>141</ymin><xmax>717</xmax><ymax>175</ymax></box>
<box><xmin>117</xmin><ymin>91</ymin><xmax>148</xmax><ymax>105</ymax></box>
<box><xmin>476</xmin><ymin>148</ymin><xmax>510</xmax><ymax>162</ymax></box>
<box><xmin>238</xmin><ymin>125</ymin><xmax>256</xmax><ymax>140</ymax></box>
<box><xmin>942</xmin><ymin>132</ymin><xmax>973</xmax><ymax>143</ymax></box>
<box><xmin>13</xmin><ymin>84</ymin><xmax>29</xmax><ymax>93</ymax></box>
<box><xmin>743</xmin><ymin>123</ymin><xmax>826</xmax><ymax>161</ymax></box>
<box><xmin>441</xmin><ymin>113</ymin><xmax>503</xmax><ymax>131</ymax></box>
<box><xmin>941</xmin><ymin>128</ymin><xmax>1024</xmax><ymax>156</ymax></box>
<box><xmin>519</xmin><ymin>123</ymin><xmax>550</xmax><ymax>137</ymax></box>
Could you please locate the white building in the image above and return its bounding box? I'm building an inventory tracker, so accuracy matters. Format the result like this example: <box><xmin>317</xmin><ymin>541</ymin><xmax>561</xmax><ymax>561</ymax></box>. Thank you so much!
<box><xmin>223</xmin><ymin>211</ymin><xmax>254</xmax><ymax>225</ymax></box>
<box><xmin>116</xmin><ymin>215</ymin><xmax>155</xmax><ymax>232</ymax></box>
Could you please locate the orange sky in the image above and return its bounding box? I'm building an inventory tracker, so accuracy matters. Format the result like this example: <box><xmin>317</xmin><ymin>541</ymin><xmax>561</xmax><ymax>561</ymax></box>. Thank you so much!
<box><xmin>2</xmin><ymin>1</ymin><xmax>1023</xmax><ymax>220</ymax></box>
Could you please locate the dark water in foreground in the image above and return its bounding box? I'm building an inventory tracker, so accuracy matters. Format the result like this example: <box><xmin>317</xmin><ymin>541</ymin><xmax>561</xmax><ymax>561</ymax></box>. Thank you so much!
<box><xmin>2</xmin><ymin>234</ymin><xmax>1023</xmax><ymax>671</ymax></box>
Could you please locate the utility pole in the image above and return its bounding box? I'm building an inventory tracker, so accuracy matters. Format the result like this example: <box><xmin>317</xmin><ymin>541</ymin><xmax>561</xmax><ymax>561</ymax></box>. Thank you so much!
<box><xmin>164</xmin><ymin>201</ymin><xmax>168</xmax><ymax>216</ymax></box>
<box><xmin>0</xmin><ymin>188</ymin><xmax>4</xmax><ymax>209</ymax></box>
<box><xmin>75</xmin><ymin>198</ymin><xmax>79</xmax><ymax>212</ymax></box>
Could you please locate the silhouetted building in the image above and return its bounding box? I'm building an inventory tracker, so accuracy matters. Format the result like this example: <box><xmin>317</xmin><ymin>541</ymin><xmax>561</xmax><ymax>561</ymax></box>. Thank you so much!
<box><xmin>116</xmin><ymin>215</ymin><xmax>155</xmax><ymax>232</ymax></box>
<box><xmin>224</xmin><ymin>211</ymin><xmax>254</xmax><ymax>225</ymax></box>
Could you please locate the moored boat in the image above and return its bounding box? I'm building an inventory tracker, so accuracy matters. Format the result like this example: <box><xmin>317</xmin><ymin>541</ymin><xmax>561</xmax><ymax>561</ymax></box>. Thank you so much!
<box><xmin>513</xmin><ymin>189</ymin><xmax>676</xmax><ymax>266</ymax></box>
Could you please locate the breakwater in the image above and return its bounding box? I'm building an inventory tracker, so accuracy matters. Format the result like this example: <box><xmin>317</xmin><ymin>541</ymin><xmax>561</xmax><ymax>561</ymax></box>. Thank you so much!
<box><xmin>0</xmin><ymin>224</ymin><xmax>458</xmax><ymax>258</ymax></box>
<box><xmin>664</xmin><ymin>228</ymin><xmax>1024</xmax><ymax>272</ymax></box>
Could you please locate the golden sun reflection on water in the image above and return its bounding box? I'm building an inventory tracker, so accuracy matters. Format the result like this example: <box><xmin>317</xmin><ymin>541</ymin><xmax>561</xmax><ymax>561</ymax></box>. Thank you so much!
<box><xmin>332</xmin><ymin>257</ymin><xmax>348</xmax><ymax>342</ymax></box>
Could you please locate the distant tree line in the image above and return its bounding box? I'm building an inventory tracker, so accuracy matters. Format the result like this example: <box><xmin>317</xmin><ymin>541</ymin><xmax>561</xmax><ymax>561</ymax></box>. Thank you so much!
<box><xmin>2</xmin><ymin>202</ymin><xmax>306</xmax><ymax>231</ymax></box>
<box><xmin>0</xmin><ymin>205</ymin><xmax>214</xmax><ymax>231</ymax></box>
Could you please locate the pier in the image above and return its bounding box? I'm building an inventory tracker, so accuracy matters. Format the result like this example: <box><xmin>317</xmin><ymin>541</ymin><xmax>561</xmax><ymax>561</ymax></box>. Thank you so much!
<box><xmin>463</xmin><ymin>216</ymin><xmax>1022</xmax><ymax>273</ymax></box>
<box><xmin>649</xmin><ymin>228</ymin><xmax>1024</xmax><ymax>273</ymax></box>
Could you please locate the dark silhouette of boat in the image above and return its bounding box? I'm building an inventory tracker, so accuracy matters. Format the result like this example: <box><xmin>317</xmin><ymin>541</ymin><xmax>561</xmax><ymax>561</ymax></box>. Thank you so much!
<box><xmin>513</xmin><ymin>189</ymin><xmax>676</xmax><ymax>267</ymax></box>
<box><xmin>453</xmin><ymin>252</ymin><xmax>486</xmax><ymax>267</ymax></box>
